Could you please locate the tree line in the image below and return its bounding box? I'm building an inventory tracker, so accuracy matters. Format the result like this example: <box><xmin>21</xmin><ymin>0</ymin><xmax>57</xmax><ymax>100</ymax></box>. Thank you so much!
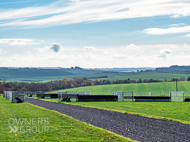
<box><xmin>0</xmin><ymin>76</ymin><xmax>190</xmax><ymax>93</ymax></box>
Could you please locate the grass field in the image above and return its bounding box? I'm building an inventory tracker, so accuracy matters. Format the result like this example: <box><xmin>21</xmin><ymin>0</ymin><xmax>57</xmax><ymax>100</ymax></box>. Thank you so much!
<box><xmin>55</xmin><ymin>81</ymin><xmax>190</xmax><ymax>97</ymax></box>
<box><xmin>0</xmin><ymin>95</ymin><xmax>133</xmax><ymax>142</ymax></box>
<box><xmin>97</xmin><ymin>72</ymin><xmax>189</xmax><ymax>81</ymax></box>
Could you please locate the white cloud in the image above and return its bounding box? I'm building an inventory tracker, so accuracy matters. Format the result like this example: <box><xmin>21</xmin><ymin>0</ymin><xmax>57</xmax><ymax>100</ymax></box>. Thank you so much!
<box><xmin>185</xmin><ymin>34</ymin><xmax>190</xmax><ymax>37</ymax></box>
<box><xmin>159</xmin><ymin>49</ymin><xmax>172</xmax><ymax>54</ymax></box>
<box><xmin>184</xmin><ymin>44</ymin><xmax>190</xmax><ymax>49</ymax></box>
<box><xmin>0</xmin><ymin>0</ymin><xmax>190</xmax><ymax>28</ymax></box>
<box><xmin>171</xmin><ymin>5</ymin><xmax>190</xmax><ymax>18</ymax></box>
<box><xmin>144</xmin><ymin>25</ymin><xmax>190</xmax><ymax>35</ymax></box>
<box><xmin>112</xmin><ymin>55</ymin><xmax>127</xmax><ymax>60</ymax></box>
<box><xmin>84</xmin><ymin>46</ymin><xmax>97</xmax><ymax>51</ymax></box>
<box><xmin>0</xmin><ymin>38</ymin><xmax>35</xmax><ymax>45</ymax></box>
<box><xmin>119</xmin><ymin>44</ymin><xmax>139</xmax><ymax>51</ymax></box>
<box><xmin>33</xmin><ymin>46</ymin><xmax>50</xmax><ymax>53</ymax></box>
<box><xmin>169</xmin><ymin>23</ymin><xmax>186</xmax><ymax>27</ymax></box>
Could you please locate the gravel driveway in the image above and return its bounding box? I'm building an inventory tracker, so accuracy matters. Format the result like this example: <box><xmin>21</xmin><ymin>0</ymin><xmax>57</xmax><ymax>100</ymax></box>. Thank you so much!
<box><xmin>26</xmin><ymin>98</ymin><xmax>190</xmax><ymax>142</ymax></box>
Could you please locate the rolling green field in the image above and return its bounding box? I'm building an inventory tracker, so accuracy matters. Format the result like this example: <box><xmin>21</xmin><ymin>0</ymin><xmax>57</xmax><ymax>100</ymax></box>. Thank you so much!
<box><xmin>96</xmin><ymin>72</ymin><xmax>189</xmax><ymax>81</ymax></box>
<box><xmin>0</xmin><ymin>68</ymin><xmax>189</xmax><ymax>82</ymax></box>
<box><xmin>56</xmin><ymin>81</ymin><xmax>190</xmax><ymax>97</ymax></box>
<box><xmin>0</xmin><ymin>95</ymin><xmax>133</xmax><ymax>142</ymax></box>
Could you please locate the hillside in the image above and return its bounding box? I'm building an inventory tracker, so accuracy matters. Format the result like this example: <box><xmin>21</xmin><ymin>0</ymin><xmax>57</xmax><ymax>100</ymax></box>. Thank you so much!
<box><xmin>0</xmin><ymin>68</ymin><xmax>189</xmax><ymax>82</ymax></box>
<box><xmin>144</xmin><ymin>65</ymin><xmax>190</xmax><ymax>73</ymax></box>
<box><xmin>0</xmin><ymin>68</ymin><xmax>107</xmax><ymax>82</ymax></box>
<box><xmin>61</xmin><ymin>81</ymin><xmax>190</xmax><ymax>97</ymax></box>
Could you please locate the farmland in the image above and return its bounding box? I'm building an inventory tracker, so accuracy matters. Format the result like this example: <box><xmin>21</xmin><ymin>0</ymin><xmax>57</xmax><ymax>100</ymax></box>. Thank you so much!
<box><xmin>0</xmin><ymin>68</ymin><xmax>189</xmax><ymax>82</ymax></box>
<box><xmin>0</xmin><ymin>68</ymin><xmax>105</xmax><ymax>82</ymax></box>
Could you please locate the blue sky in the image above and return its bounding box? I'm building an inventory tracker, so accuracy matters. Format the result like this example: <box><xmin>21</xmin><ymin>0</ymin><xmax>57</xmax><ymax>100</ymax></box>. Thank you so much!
<box><xmin>0</xmin><ymin>0</ymin><xmax>190</xmax><ymax>68</ymax></box>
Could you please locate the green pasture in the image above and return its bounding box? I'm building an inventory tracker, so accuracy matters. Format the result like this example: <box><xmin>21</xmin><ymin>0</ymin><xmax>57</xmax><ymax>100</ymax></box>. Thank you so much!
<box><xmin>0</xmin><ymin>95</ymin><xmax>133</xmax><ymax>142</ymax></box>
<box><xmin>100</xmin><ymin>72</ymin><xmax>189</xmax><ymax>81</ymax></box>
<box><xmin>55</xmin><ymin>81</ymin><xmax>190</xmax><ymax>97</ymax></box>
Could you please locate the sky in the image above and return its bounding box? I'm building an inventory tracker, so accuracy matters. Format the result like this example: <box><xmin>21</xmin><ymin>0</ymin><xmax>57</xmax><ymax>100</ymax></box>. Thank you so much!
<box><xmin>0</xmin><ymin>0</ymin><xmax>190</xmax><ymax>68</ymax></box>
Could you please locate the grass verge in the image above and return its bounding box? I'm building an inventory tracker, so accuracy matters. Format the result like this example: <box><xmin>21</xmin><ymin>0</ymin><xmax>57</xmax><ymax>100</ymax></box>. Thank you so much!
<box><xmin>0</xmin><ymin>96</ymin><xmax>134</xmax><ymax>142</ymax></box>
<box><xmin>29</xmin><ymin>96</ymin><xmax>190</xmax><ymax>125</ymax></box>
<box><xmin>66</xmin><ymin>101</ymin><xmax>190</xmax><ymax>125</ymax></box>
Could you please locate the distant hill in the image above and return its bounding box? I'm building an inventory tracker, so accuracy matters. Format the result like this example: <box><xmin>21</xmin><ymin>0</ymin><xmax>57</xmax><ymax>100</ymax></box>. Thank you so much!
<box><xmin>155</xmin><ymin>65</ymin><xmax>190</xmax><ymax>73</ymax></box>
<box><xmin>0</xmin><ymin>66</ymin><xmax>189</xmax><ymax>82</ymax></box>
<box><xmin>0</xmin><ymin>68</ymin><xmax>107</xmax><ymax>82</ymax></box>
<box><xmin>141</xmin><ymin>65</ymin><xmax>190</xmax><ymax>73</ymax></box>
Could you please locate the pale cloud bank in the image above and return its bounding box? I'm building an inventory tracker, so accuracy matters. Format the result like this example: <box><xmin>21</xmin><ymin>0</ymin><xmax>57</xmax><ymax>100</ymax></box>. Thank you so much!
<box><xmin>159</xmin><ymin>48</ymin><xmax>172</xmax><ymax>59</ymax></box>
<box><xmin>1</xmin><ymin>43</ymin><xmax>190</xmax><ymax>68</ymax></box>
<box><xmin>84</xmin><ymin>46</ymin><xmax>97</xmax><ymax>51</ymax></box>
<box><xmin>119</xmin><ymin>44</ymin><xmax>139</xmax><ymax>51</ymax></box>
<box><xmin>0</xmin><ymin>0</ymin><xmax>190</xmax><ymax>28</ymax></box>
<box><xmin>0</xmin><ymin>38</ymin><xmax>35</xmax><ymax>45</ymax></box>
